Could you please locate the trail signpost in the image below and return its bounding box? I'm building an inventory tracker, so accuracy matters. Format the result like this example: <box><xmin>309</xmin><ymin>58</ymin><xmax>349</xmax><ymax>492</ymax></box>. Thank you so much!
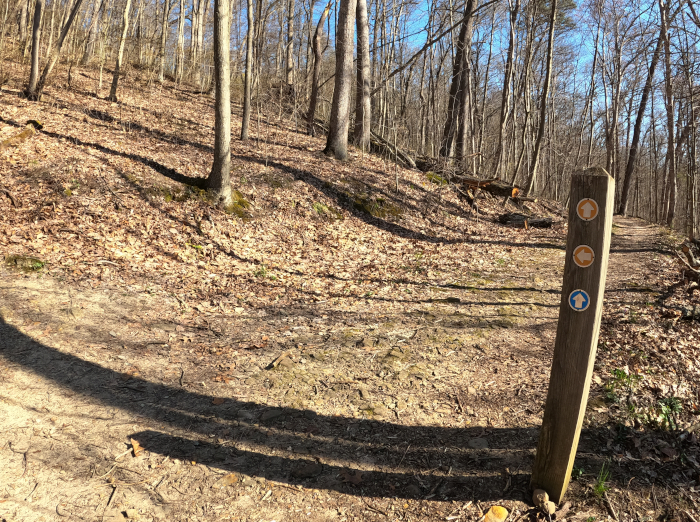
<box><xmin>531</xmin><ymin>167</ymin><xmax>615</xmax><ymax>503</ymax></box>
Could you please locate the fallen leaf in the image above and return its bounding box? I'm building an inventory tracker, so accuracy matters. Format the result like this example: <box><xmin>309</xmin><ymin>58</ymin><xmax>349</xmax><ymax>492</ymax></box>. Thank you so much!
<box><xmin>213</xmin><ymin>473</ymin><xmax>239</xmax><ymax>487</ymax></box>
<box><xmin>212</xmin><ymin>397</ymin><xmax>225</xmax><ymax>405</ymax></box>
<box><xmin>483</xmin><ymin>506</ymin><xmax>508</xmax><ymax>522</ymax></box>
<box><xmin>130</xmin><ymin>438</ymin><xmax>143</xmax><ymax>457</ymax></box>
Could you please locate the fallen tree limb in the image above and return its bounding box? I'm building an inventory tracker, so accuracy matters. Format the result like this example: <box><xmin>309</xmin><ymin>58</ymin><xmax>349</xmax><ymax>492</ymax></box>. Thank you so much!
<box><xmin>498</xmin><ymin>212</ymin><xmax>552</xmax><ymax>228</ymax></box>
<box><xmin>0</xmin><ymin>186</ymin><xmax>18</xmax><ymax>207</ymax></box>
<box><xmin>369</xmin><ymin>130</ymin><xmax>416</xmax><ymax>169</ymax></box>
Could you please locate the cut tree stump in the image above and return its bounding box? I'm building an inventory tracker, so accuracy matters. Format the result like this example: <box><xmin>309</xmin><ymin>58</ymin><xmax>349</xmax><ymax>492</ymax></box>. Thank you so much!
<box><xmin>498</xmin><ymin>212</ymin><xmax>552</xmax><ymax>228</ymax></box>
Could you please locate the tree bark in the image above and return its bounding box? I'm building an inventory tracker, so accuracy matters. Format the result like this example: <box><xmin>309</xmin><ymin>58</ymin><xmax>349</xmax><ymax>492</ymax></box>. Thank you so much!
<box><xmin>240</xmin><ymin>0</ymin><xmax>254</xmax><ymax>140</ymax></box>
<box><xmin>175</xmin><ymin>0</ymin><xmax>185</xmax><ymax>82</ymax></box>
<box><xmin>617</xmin><ymin>21</ymin><xmax>665</xmax><ymax>216</ymax></box>
<box><xmin>523</xmin><ymin>0</ymin><xmax>557</xmax><ymax>195</ymax></box>
<box><xmin>285</xmin><ymin>0</ymin><xmax>294</xmax><ymax>84</ymax></box>
<box><xmin>307</xmin><ymin>1</ymin><xmax>330</xmax><ymax>136</ymax></box>
<box><xmin>660</xmin><ymin>0</ymin><xmax>676</xmax><ymax>226</ymax></box>
<box><xmin>353</xmin><ymin>0</ymin><xmax>370</xmax><ymax>151</ymax></box>
<box><xmin>492</xmin><ymin>0</ymin><xmax>520</xmax><ymax>179</ymax></box>
<box><xmin>30</xmin><ymin>0</ymin><xmax>85</xmax><ymax>101</ymax></box>
<box><xmin>208</xmin><ymin>0</ymin><xmax>233</xmax><ymax>207</ymax></box>
<box><xmin>323</xmin><ymin>0</ymin><xmax>357</xmax><ymax>160</ymax></box>
<box><xmin>158</xmin><ymin>0</ymin><xmax>170</xmax><ymax>82</ymax></box>
<box><xmin>108</xmin><ymin>0</ymin><xmax>133</xmax><ymax>102</ymax></box>
<box><xmin>80</xmin><ymin>0</ymin><xmax>103</xmax><ymax>65</ymax></box>
<box><xmin>25</xmin><ymin>0</ymin><xmax>43</xmax><ymax>99</ymax></box>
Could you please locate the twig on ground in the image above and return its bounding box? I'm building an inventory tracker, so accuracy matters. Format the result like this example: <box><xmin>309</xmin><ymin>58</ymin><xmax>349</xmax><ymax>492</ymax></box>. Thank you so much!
<box><xmin>604</xmin><ymin>491</ymin><xmax>619</xmax><ymax>521</ymax></box>
<box><xmin>101</xmin><ymin>485</ymin><xmax>118</xmax><ymax>522</ymax></box>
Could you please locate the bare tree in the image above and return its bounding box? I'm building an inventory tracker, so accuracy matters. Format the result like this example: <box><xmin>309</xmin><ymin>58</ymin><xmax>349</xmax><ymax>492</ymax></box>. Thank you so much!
<box><xmin>241</xmin><ymin>0</ymin><xmax>254</xmax><ymax>140</ymax></box>
<box><xmin>108</xmin><ymin>0</ymin><xmax>133</xmax><ymax>102</ymax></box>
<box><xmin>208</xmin><ymin>0</ymin><xmax>233</xmax><ymax>206</ymax></box>
<box><xmin>324</xmin><ymin>0</ymin><xmax>358</xmax><ymax>160</ymax></box>
<box><xmin>523</xmin><ymin>0</ymin><xmax>558</xmax><ymax>195</ymax></box>
<box><xmin>353</xmin><ymin>0</ymin><xmax>371</xmax><ymax>150</ymax></box>
<box><xmin>24</xmin><ymin>0</ymin><xmax>43</xmax><ymax>99</ymax></box>
<box><xmin>307</xmin><ymin>1</ymin><xmax>331</xmax><ymax>136</ymax></box>
<box><xmin>29</xmin><ymin>0</ymin><xmax>85</xmax><ymax>101</ymax></box>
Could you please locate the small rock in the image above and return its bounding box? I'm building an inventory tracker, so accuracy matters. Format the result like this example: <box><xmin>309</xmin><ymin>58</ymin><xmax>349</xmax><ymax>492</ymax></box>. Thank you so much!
<box><xmin>545</xmin><ymin>501</ymin><xmax>556</xmax><ymax>515</ymax></box>
<box><xmin>124</xmin><ymin>508</ymin><xmax>139</xmax><ymax>520</ymax></box>
<box><xmin>467</xmin><ymin>437</ymin><xmax>488</xmax><ymax>450</ymax></box>
<box><xmin>261</xmin><ymin>409</ymin><xmax>284</xmax><ymax>421</ymax></box>
<box><xmin>484</xmin><ymin>506</ymin><xmax>508</xmax><ymax>522</ymax></box>
<box><xmin>109</xmin><ymin>331</ymin><xmax>117</xmax><ymax>337</ymax></box>
<box><xmin>533</xmin><ymin>489</ymin><xmax>549</xmax><ymax>508</ymax></box>
<box><xmin>290</xmin><ymin>461</ymin><xmax>323</xmax><ymax>479</ymax></box>
<box><xmin>279</xmin><ymin>357</ymin><xmax>294</xmax><ymax>368</ymax></box>
<box><xmin>467</xmin><ymin>386</ymin><xmax>477</xmax><ymax>395</ymax></box>
<box><xmin>372</xmin><ymin>404</ymin><xmax>390</xmax><ymax>417</ymax></box>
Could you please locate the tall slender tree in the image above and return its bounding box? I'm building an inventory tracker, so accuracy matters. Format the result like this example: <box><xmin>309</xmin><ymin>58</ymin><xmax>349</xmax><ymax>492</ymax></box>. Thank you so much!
<box><xmin>523</xmin><ymin>0</ymin><xmax>558</xmax><ymax>195</ymax></box>
<box><xmin>208</xmin><ymin>0</ymin><xmax>233</xmax><ymax>207</ymax></box>
<box><xmin>108</xmin><ymin>0</ymin><xmax>133</xmax><ymax>102</ymax></box>
<box><xmin>324</xmin><ymin>0</ymin><xmax>358</xmax><ymax>160</ymax></box>
<box><xmin>24</xmin><ymin>0</ymin><xmax>43</xmax><ymax>99</ymax></box>
<box><xmin>353</xmin><ymin>0</ymin><xmax>371</xmax><ymax>150</ymax></box>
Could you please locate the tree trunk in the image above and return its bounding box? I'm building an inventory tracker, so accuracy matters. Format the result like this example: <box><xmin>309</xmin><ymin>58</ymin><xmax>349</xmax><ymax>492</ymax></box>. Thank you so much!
<box><xmin>306</xmin><ymin>1</ymin><xmax>330</xmax><ymax>136</ymax></box>
<box><xmin>108</xmin><ymin>0</ymin><xmax>132</xmax><ymax>102</ymax></box>
<box><xmin>285</xmin><ymin>0</ymin><xmax>294</xmax><ymax>84</ymax></box>
<box><xmin>158</xmin><ymin>0</ymin><xmax>169</xmax><ymax>82</ymax></box>
<box><xmin>25</xmin><ymin>0</ymin><xmax>43</xmax><ymax>99</ymax></box>
<box><xmin>617</xmin><ymin>21</ymin><xmax>665</xmax><ymax>216</ymax></box>
<box><xmin>353</xmin><ymin>0</ymin><xmax>370</xmax><ymax>151</ymax></box>
<box><xmin>18</xmin><ymin>0</ymin><xmax>29</xmax><ymax>46</ymax></box>
<box><xmin>455</xmin><ymin>0</ymin><xmax>476</xmax><ymax>164</ymax></box>
<box><xmin>208</xmin><ymin>0</ymin><xmax>233</xmax><ymax>207</ymax></box>
<box><xmin>323</xmin><ymin>0</ymin><xmax>357</xmax><ymax>160</ymax></box>
<box><xmin>523</xmin><ymin>0</ymin><xmax>557</xmax><ymax>195</ymax></box>
<box><xmin>175</xmin><ymin>0</ymin><xmax>185</xmax><ymax>82</ymax></box>
<box><xmin>439</xmin><ymin>18</ymin><xmax>468</xmax><ymax>159</ymax></box>
<box><xmin>240</xmin><ymin>0</ymin><xmax>254</xmax><ymax>140</ymax></box>
<box><xmin>30</xmin><ymin>0</ymin><xmax>85</xmax><ymax>101</ymax></box>
<box><xmin>492</xmin><ymin>0</ymin><xmax>520</xmax><ymax>179</ymax></box>
<box><xmin>661</xmin><ymin>0</ymin><xmax>676</xmax><ymax>226</ymax></box>
<box><xmin>80</xmin><ymin>0</ymin><xmax>103</xmax><ymax>65</ymax></box>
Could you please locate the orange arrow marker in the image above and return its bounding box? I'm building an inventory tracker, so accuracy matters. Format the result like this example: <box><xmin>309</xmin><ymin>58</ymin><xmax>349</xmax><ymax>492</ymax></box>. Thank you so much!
<box><xmin>577</xmin><ymin>198</ymin><xmax>599</xmax><ymax>220</ymax></box>
<box><xmin>573</xmin><ymin>245</ymin><xmax>595</xmax><ymax>268</ymax></box>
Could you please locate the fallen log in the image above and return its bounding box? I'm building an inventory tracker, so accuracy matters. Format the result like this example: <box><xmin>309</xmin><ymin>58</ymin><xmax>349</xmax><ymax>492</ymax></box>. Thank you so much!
<box><xmin>681</xmin><ymin>243</ymin><xmax>700</xmax><ymax>268</ymax></box>
<box><xmin>498</xmin><ymin>212</ymin><xmax>552</xmax><ymax>228</ymax></box>
<box><xmin>455</xmin><ymin>175</ymin><xmax>521</xmax><ymax>198</ymax></box>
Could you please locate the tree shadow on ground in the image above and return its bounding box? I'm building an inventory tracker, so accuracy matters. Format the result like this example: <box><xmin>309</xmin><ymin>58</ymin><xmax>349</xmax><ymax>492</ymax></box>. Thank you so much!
<box><xmin>1</xmin><ymin>316</ymin><xmax>690</xmax><ymax>506</ymax></box>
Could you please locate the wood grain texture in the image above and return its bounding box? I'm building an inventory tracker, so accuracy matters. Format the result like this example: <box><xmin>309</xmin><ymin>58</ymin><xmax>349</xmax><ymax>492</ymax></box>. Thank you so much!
<box><xmin>531</xmin><ymin>167</ymin><xmax>614</xmax><ymax>503</ymax></box>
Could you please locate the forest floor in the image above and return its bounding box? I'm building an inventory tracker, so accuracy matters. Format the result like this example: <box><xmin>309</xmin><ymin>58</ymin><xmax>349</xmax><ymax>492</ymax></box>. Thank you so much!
<box><xmin>1</xmin><ymin>62</ymin><xmax>700</xmax><ymax>522</ymax></box>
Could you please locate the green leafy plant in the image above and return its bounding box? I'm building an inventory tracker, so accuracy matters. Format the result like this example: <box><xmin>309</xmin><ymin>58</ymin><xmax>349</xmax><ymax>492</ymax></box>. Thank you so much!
<box><xmin>592</xmin><ymin>462</ymin><xmax>610</xmax><ymax>497</ymax></box>
<box><xmin>657</xmin><ymin>397</ymin><xmax>682</xmax><ymax>430</ymax></box>
<box><xmin>571</xmin><ymin>465</ymin><xmax>585</xmax><ymax>481</ymax></box>
<box><xmin>604</xmin><ymin>368</ymin><xmax>641</xmax><ymax>404</ymax></box>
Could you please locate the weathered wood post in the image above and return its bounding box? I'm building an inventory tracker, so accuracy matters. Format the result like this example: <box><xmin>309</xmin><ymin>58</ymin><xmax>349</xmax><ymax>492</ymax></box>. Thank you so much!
<box><xmin>531</xmin><ymin>167</ymin><xmax>614</xmax><ymax>503</ymax></box>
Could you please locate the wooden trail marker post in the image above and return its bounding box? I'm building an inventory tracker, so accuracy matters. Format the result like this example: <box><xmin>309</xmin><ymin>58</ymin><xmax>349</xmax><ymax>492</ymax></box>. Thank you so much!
<box><xmin>531</xmin><ymin>167</ymin><xmax>614</xmax><ymax>503</ymax></box>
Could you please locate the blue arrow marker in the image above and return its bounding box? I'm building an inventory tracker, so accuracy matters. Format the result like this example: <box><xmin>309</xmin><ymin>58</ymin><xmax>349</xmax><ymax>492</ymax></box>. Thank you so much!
<box><xmin>568</xmin><ymin>290</ymin><xmax>590</xmax><ymax>312</ymax></box>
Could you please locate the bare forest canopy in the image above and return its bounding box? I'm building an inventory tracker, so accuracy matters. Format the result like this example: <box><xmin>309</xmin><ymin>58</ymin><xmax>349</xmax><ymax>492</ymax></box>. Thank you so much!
<box><xmin>2</xmin><ymin>0</ymin><xmax>699</xmax><ymax>237</ymax></box>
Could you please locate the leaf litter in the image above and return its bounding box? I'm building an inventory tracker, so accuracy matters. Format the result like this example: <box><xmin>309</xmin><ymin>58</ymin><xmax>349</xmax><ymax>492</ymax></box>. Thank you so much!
<box><xmin>0</xmin><ymin>67</ymin><xmax>698</xmax><ymax>521</ymax></box>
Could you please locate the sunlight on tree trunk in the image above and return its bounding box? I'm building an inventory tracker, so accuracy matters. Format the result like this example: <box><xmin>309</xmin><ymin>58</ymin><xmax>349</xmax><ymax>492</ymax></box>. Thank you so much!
<box><xmin>108</xmin><ymin>0</ymin><xmax>132</xmax><ymax>102</ymax></box>
<box><xmin>324</xmin><ymin>0</ymin><xmax>358</xmax><ymax>160</ymax></box>
<box><xmin>208</xmin><ymin>0</ymin><xmax>233</xmax><ymax>207</ymax></box>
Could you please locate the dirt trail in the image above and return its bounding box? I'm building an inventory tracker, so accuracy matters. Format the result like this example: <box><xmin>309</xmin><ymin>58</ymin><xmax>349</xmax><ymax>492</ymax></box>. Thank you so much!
<box><xmin>0</xmin><ymin>216</ymin><xmax>687</xmax><ymax>522</ymax></box>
